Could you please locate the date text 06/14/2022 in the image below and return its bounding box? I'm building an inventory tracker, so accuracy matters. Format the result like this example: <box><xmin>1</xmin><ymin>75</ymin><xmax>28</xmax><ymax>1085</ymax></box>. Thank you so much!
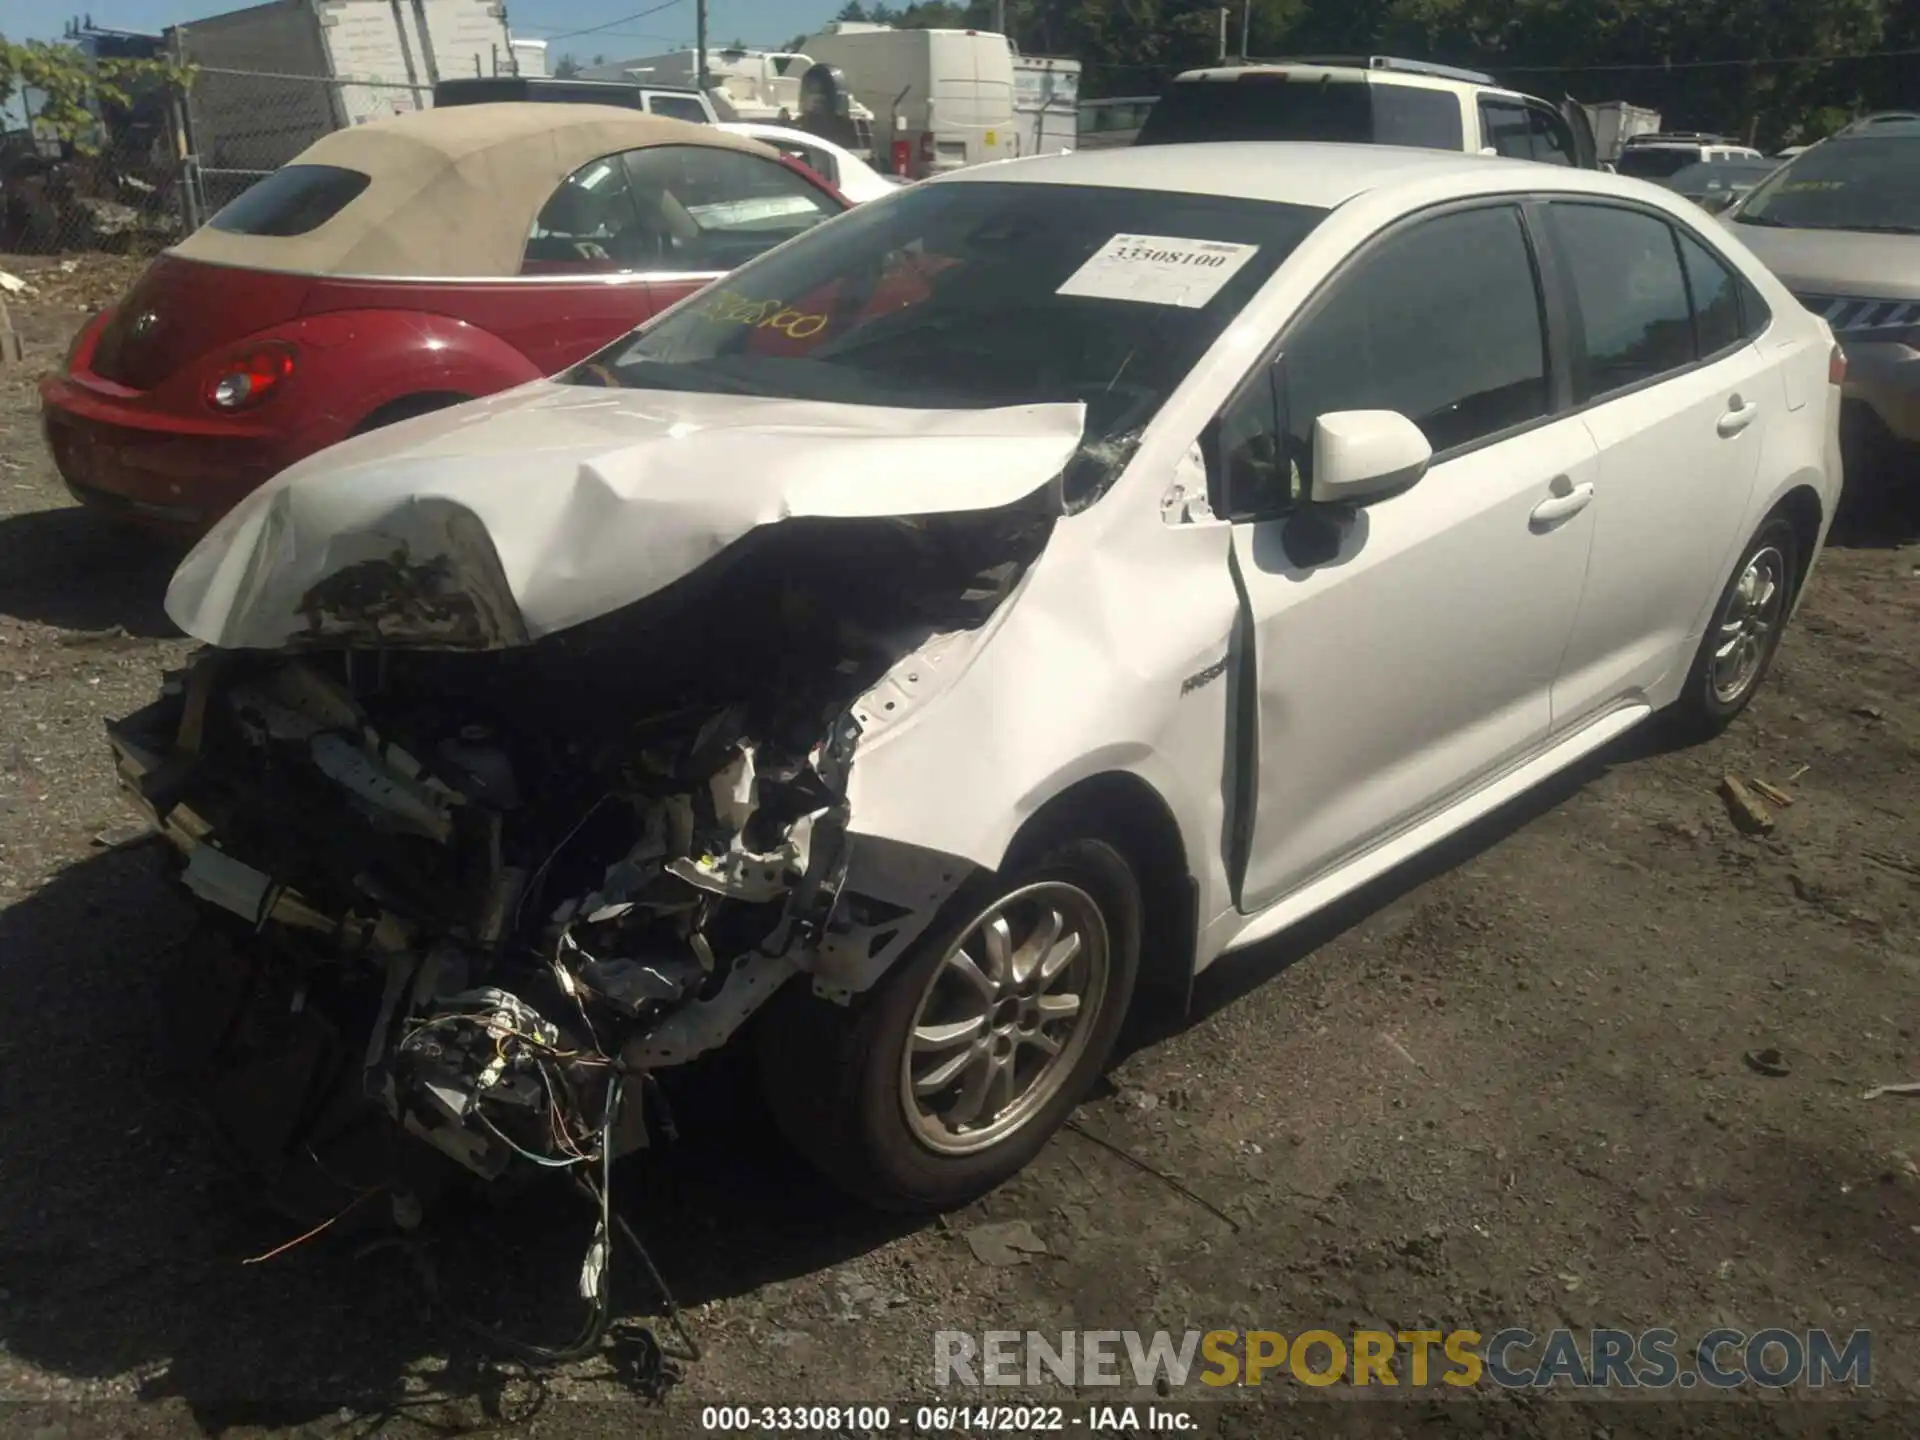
<box><xmin>699</xmin><ymin>1404</ymin><xmax>1199</xmax><ymax>1432</ymax></box>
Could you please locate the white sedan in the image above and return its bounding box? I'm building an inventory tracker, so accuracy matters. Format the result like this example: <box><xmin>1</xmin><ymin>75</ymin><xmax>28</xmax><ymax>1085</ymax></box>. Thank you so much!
<box><xmin>717</xmin><ymin>119</ymin><xmax>905</xmax><ymax>203</ymax></box>
<box><xmin>116</xmin><ymin>143</ymin><xmax>1842</xmax><ymax>1216</ymax></box>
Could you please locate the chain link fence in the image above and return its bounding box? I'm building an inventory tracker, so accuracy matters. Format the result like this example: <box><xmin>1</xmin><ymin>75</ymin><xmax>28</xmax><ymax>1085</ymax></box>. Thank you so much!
<box><xmin>179</xmin><ymin>68</ymin><xmax>430</xmax><ymax>227</ymax></box>
<box><xmin>1</xmin><ymin>61</ymin><xmax>430</xmax><ymax>256</ymax></box>
<box><xmin>0</xmin><ymin>68</ymin><xmax>189</xmax><ymax>255</ymax></box>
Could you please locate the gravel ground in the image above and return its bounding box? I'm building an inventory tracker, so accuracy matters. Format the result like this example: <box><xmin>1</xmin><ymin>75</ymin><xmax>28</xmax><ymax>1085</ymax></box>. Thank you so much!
<box><xmin>3</xmin><ymin>256</ymin><xmax>1920</xmax><ymax>1438</ymax></box>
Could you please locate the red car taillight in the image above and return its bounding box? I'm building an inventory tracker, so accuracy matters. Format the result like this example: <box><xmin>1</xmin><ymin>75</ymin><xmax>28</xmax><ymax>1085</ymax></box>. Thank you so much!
<box><xmin>203</xmin><ymin>341</ymin><xmax>297</xmax><ymax>411</ymax></box>
<box><xmin>65</xmin><ymin>308</ymin><xmax>112</xmax><ymax>373</ymax></box>
<box><xmin>1829</xmin><ymin>343</ymin><xmax>1848</xmax><ymax>386</ymax></box>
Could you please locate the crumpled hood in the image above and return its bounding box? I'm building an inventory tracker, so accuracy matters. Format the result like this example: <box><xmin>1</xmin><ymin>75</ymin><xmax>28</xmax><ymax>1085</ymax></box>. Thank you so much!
<box><xmin>166</xmin><ymin>381</ymin><xmax>1088</xmax><ymax>650</ymax></box>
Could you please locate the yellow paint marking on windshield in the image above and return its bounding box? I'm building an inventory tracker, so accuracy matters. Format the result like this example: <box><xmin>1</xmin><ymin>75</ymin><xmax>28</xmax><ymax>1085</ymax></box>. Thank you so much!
<box><xmin>703</xmin><ymin>287</ymin><xmax>830</xmax><ymax>339</ymax></box>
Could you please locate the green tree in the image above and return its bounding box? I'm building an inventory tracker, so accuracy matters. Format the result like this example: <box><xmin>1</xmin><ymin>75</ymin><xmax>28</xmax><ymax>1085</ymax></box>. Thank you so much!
<box><xmin>551</xmin><ymin>52</ymin><xmax>583</xmax><ymax>78</ymax></box>
<box><xmin>0</xmin><ymin>37</ymin><xmax>192</xmax><ymax>148</ymax></box>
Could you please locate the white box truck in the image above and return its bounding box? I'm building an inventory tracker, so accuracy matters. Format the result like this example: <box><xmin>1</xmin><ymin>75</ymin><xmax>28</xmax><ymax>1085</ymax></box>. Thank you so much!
<box><xmin>176</xmin><ymin>0</ymin><xmax>514</xmax><ymax>181</ymax></box>
<box><xmin>799</xmin><ymin>22</ymin><xmax>1017</xmax><ymax>177</ymax></box>
<box><xmin>1012</xmin><ymin>53</ymin><xmax>1079</xmax><ymax>156</ymax></box>
<box><xmin>509</xmin><ymin>36</ymin><xmax>547</xmax><ymax>77</ymax></box>
<box><xmin>1583</xmin><ymin>100</ymin><xmax>1662</xmax><ymax>163</ymax></box>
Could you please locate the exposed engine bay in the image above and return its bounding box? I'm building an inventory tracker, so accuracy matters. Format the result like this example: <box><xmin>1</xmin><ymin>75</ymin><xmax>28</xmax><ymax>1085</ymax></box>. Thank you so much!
<box><xmin>107</xmin><ymin>506</ymin><xmax>1050</xmax><ymax>1219</ymax></box>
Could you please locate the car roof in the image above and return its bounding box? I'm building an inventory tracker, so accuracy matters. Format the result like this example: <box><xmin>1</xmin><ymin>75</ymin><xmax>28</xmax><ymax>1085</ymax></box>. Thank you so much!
<box><xmin>1833</xmin><ymin>114</ymin><xmax>1920</xmax><ymax>139</ymax></box>
<box><xmin>719</xmin><ymin>121</ymin><xmax>854</xmax><ymax>157</ymax></box>
<box><xmin>931</xmin><ymin>141</ymin><xmax>1630</xmax><ymax>211</ymax></box>
<box><xmin>1171</xmin><ymin>57</ymin><xmax>1497</xmax><ymax>89</ymax></box>
<box><xmin>171</xmin><ymin>103</ymin><xmax>777</xmax><ymax>280</ymax></box>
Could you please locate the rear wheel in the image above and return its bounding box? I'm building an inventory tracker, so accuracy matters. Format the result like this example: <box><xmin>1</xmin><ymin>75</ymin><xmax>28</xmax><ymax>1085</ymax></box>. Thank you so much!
<box><xmin>1668</xmin><ymin>514</ymin><xmax>1798</xmax><ymax>739</ymax></box>
<box><xmin>756</xmin><ymin>838</ymin><xmax>1141</xmax><ymax>1211</ymax></box>
<box><xmin>351</xmin><ymin>391</ymin><xmax>468</xmax><ymax>435</ymax></box>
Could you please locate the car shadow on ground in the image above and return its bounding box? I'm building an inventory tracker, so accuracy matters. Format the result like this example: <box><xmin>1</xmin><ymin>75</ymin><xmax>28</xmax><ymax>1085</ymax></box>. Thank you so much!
<box><xmin>0</xmin><ymin>841</ymin><xmax>921</xmax><ymax>1427</ymax></box>
<box><xmin>1118</xmin><ymin>717</ymin><xmax>1681</xmax><ymax>1057</ymax></box>
<box><xmin>1827</xmin><ymin>447</ymin><xmax>1920</xmax><ymax>548</ymax></box>
<box><xmin>0</xmin><ymin>627</ymin><xmax>1876</xmax><ymax>1427</ymax></box>
<box><xmin>0</xmin><ymin>504</ymin><xmax>185</xmax><ymax>637</ymax></box>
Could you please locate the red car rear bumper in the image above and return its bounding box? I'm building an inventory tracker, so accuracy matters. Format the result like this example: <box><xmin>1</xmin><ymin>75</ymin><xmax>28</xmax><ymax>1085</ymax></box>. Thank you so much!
<box><xmin>39</xmin><ymin>371</ymin><xmax>303</xmax><ymax>538</ymax></box>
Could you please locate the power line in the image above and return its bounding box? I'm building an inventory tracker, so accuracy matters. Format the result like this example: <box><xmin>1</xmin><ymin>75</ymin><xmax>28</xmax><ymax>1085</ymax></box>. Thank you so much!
<box><xmin>540</xmin><ymin>0</ymin><xmax>689</xmax><ymax>43</ymax></box>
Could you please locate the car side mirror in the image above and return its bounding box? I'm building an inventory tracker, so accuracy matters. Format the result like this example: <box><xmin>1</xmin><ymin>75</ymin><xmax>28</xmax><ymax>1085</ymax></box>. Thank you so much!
<box><xmin>1308</xmin><ymin>410</ymin><xmax>1432</xmax><ymax>506</ymax></box>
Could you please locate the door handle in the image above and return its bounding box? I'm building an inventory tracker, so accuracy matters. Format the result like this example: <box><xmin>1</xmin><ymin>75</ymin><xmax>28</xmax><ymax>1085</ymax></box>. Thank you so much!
<box><xmin>1530</xmin><ymin>477</ymin><xmax>1595</xmax><ymax>528</ymax></box>
<box><xmin>1717</xmin><ymin>394</ymin><xmax>1759</xmax><ymax>437</ymax></box>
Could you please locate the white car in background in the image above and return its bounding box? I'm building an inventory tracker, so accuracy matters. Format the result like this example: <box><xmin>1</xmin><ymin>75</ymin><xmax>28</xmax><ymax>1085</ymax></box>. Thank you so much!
<box><xmin>114</xmin><ymin>144</ymin><xmax>1843</xmax><ymax>1217</ymax></box>
<box><xmin>718</xmin><ymin>120</ymin><xmax>905</xmax><ymax>202</ymax></box>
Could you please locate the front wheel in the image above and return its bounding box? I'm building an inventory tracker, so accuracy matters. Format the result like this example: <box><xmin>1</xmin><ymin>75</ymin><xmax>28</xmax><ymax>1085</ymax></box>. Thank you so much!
<box><xmin>756</xmin><ymin>838</ymin><xmax>1141</xmax><ymax>1211</ymax></box>
<box><xmin>1669</xmin><ymin>514</ymin><xmax>1799</xmax><ymax>739</ymax></box>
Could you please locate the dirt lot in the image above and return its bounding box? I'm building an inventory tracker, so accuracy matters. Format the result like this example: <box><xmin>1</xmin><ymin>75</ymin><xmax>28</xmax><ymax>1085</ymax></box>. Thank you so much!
<box><xmin>3</xmin><ymin>256</ymin><xmax>1920</xmax><ymax>1438</ymax></box>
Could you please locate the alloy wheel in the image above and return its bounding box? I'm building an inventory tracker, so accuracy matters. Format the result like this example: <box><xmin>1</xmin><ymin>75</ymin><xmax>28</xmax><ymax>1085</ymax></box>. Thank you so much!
<box><xmin>1711</xmin><ymin>544</ymin><xmax>1787</xmax><ymax>704</ymax></box>
<box><xmin>898</xmin><ymin>881</ymin><xmax>1110</xmax><ymax>1156</ymax></box>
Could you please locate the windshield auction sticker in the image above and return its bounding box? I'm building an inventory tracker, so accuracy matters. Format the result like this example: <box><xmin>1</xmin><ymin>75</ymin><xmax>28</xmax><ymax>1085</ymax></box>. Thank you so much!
<box><xmin>1057</xmin><ymin>234</ymin><xmax>1260</xmax><ymax>309</ymax></box>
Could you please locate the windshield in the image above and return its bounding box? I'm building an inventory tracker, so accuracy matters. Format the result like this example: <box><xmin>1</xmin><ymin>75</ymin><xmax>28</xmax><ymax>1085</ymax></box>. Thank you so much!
<box><xmin>1734</xmin><ymin>134</ymin><xmax>1920</xmax><ymax>234</ymax></box>
<box><xmin>565</xmin><ymin>180</ymin><xmax>1326</xmax><ymax>448</ymax></box>
<box><xmin>1135</xmin><ymin>76</ymin><xmax>1464</xmax><ymax>150</ymax></box>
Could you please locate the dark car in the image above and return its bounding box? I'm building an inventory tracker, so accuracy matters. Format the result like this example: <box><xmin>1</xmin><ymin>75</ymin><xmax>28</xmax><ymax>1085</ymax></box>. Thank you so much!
<box><xmin>433</xmin><ymin>75</ymin><xmax>727</xmax><ymax>124</ymax></box>
<box><xmin>1660</xmin><ymin>157</ymin><xmax>1781</xmax><ymax>213</ymax></box>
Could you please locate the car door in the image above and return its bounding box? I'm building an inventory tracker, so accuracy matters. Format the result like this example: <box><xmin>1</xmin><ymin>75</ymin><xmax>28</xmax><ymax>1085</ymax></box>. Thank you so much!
<box><xmin>1219</xmin><ymin>202</ymin><xmax>1601</xmax><ymax>911</ymax></box>
<box><xmin>1478</xmin><ymin>97</ymin><xmax>1534</xmax><ymax>159</ymax></box>
<box><xmin>1538</xmin><ymin>201</ymin><xmax>1774</xmax><ymax>725</ymax></box>
<box><xmin>504</xmin><ymin>150</ymin><xmax>660</xmax><ymax>371</ymax></box>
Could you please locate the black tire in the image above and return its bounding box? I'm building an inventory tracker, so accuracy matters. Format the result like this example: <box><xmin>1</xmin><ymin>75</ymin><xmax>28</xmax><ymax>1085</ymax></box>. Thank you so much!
<box><xmin>351</xmin><ymin>391</ymin><xmax>467</xmax><ymax>436</ymax></box>
<box><xmin>1668</xmin><ymin>514</ymin><xmax>1799</xmax><ymax>740</ymax></box>
<box><xmin>756</xmin><ymin>837</ymin><xmax>1142</xmax><ymax>1212</ymax></box>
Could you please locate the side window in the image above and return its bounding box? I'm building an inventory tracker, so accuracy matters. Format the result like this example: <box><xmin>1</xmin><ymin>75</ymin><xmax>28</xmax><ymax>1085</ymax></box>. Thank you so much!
<box><xmin>1545</xmin><ymin>203</ymin><xmax>1694</xmax><ymax>401</ymax></box>
<box><xmin>1675</xmin><ymin>229</ymin><xmax>1744</xmax><ymax>356</ymax></box>
<box><xmin>1279</xmin><ymin>204</ymin><xmax>1550</xmax><ymax>476</ymax></box>
<box><xmin>647</xmin><ymin>94</ymin><xmax>711</xmax><ymax>123</ymax></box>
<box><xmin>1525</xmin><ymin>105</ymin><xmax>1576</xmax><ymax>166</ymax></box>
<box><xmin>1213</xmin><ymin>366</ymin><xmax>1296</xmax><ymax>517</ymax></box>
<box><xmin>1479</xmin><ymin>99</ymin><xmax>1534</xmax><ymax>159</ymax></box>
<box><xmin>776</xmin><ymin>141</ymin><xmax>839</xmax><ymax>187</ymax></box>
<box><xmin>1737</xmin><ymin>276</ymin><xmax>1773</xmax><ymax>339</ymax></box>
<box><xmin>620</xmin><ymin>145</ymin><xmax>841</xmax><ymax>273</ymax></box>
<box><xmin>521</xmin><ymin>153</ymin><xmax>644</xmax><ymax>274</ymax></box>
<box><xmin>1371</xmin><ymin>83</ymin><xmax>1465</xmax><ymax>150</ymax></box>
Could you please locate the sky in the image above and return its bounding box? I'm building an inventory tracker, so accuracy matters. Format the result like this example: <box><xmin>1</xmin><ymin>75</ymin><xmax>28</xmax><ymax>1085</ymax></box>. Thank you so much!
<box><xmin>0</xmin><ymin>0</ymin><xmax>840</xmax><ymax>60</ymax></box>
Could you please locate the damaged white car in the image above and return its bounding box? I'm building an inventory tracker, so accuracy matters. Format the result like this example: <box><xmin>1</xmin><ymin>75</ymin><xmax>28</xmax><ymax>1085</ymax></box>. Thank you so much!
<box><xmin>110</xmin><ymin>143</ymin><xmax>1842</xmax><ymax>1219</ymax></box>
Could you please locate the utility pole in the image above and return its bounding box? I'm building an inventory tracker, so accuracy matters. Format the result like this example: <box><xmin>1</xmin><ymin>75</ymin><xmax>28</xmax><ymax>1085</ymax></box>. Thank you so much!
<box><xmin>993</xmin><ymin>0</ymin><xmax>1006</xmax><ymax>35</ymax></box>
<box><xmin>1239</xmin><ymin>0</ymin><xmax>1251</xmax><ymax>59</ymax></box>
<box><xmin>696</xmin><ymin>0</ymin><xmax>709</xmax><ymax>93</ymax></box>
<box><xmin>1218</xmin><ymin>6</ymin><xmax>1227</xmax><ymax>61</ymax></box>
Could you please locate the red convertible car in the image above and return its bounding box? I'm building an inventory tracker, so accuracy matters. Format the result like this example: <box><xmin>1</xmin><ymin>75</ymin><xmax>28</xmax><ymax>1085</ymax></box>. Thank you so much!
<box><xmin>41</xmin><ymin>104</ymin><xmax>849</xmax><ymax>535</ymax></box>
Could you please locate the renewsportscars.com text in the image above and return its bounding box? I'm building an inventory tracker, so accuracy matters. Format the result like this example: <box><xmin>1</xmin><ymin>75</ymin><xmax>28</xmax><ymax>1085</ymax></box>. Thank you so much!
<box><xmin>934</xmin><ymin>1327</ymin><xmax>1872</xmax><ymax>1391</ymax></box>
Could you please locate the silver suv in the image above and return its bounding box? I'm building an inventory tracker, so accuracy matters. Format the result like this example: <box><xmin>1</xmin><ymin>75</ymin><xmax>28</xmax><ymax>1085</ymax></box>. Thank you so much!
<box><xmin>1135</xmin><ymin>55</ymin><xmax>1600</xmax><ymax>167</ymax></box>
<box><xmin>1725</xmin><ymin>115</ymin><xmax>1920</xmax><ymax>473</ymax></box>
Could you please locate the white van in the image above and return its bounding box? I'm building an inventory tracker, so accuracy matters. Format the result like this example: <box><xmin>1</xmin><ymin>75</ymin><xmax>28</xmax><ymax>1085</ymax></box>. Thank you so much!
<box><xmin>801</xmin><ymin>22</ymin><xmax>1017</xmax><ymax>177</ymax></box>
<box><xmin>1013</xmin><ymin>53</ymin><xmax>1081</xmax><ymax>157</ymax></box>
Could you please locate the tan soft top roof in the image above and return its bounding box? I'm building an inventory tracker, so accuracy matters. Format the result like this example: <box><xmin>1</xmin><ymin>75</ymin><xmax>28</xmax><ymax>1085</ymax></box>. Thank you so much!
<box><xmin>172</xmin><ymin>104</ymin><xmax>778</xmax><ymax>278</ymax></box>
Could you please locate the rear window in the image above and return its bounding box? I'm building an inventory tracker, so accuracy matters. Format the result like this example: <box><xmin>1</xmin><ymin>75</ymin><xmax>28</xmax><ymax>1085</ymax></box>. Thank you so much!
<box><xmin>647</xmin><ymin>94</ymin><xmax>711</xmax><ymax>123</ymax></box>
<box><xmin>1616</xmin><ymin>147</ymin><xmax>1698</xmax><ymax>180</ymax></box>
<box><xmin>1734</xmin><ymin>134</ymin><xmax>1920</xmax><ymax>234</ymax></box>
<box><xmin>1135</xmin><ymin>75</ymin><xmax>1463</xmax><ymax>150</ymax></box>
<box><xmin>206</xmin><ymin>164</ymin><xmax>370</xmax><ymax>237</ymax></box>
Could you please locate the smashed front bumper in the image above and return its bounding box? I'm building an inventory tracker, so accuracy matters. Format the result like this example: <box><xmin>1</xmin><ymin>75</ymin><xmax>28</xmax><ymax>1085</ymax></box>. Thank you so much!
<box><xmin>105</xmin><ymin>646</ymin><xmax>965</xmax><ymax>1196</ymax></box>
